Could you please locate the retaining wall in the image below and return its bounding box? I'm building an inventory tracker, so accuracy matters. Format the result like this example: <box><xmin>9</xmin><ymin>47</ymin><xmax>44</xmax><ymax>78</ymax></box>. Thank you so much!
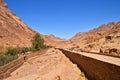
<box><xmin>0</xmin><ymin>52</ymin><xmax>42</xmax><ymax>80</ymax></box>
<box><xmin>0</xmin><ymin>57</ymin><xmax>24</xmax><ymax>79</ymax></box>
<box><xmin>59</xmin><ymin>49</ymin><xmax>120</xmax><ymax>80</ymax></box>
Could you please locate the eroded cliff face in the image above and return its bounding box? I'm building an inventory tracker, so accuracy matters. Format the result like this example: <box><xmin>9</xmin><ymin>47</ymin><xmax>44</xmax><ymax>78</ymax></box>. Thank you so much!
<box><xmin>0</xmin><ymin>0</ymin><xmax>36</xmax><ymax>50</ymax></box>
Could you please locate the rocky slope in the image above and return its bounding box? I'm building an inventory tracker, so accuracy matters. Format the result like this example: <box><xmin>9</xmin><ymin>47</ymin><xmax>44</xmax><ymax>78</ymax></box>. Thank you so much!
<box><xmin>42</xmin><ymin>34</ymin><xmax>69</xmax><ymax>48</ymax></box>
<box><xmin>0</xmin><ymin>0</ymin><xmax>68</xmax><ymax>50</ymax></box>
<box><xmin>70</xmin><ymin>21</ymin><xmax>120</xmax><ymax>56</ymax></box>
<box><xmin>0</xmin><ymin>0</ymin><xmax>36</xmax><ymax>50</ymax></box>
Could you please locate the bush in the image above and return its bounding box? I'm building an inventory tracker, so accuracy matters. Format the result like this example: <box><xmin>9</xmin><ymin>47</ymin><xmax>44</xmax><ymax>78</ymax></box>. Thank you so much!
<box><xmin>32</xmin><ymin>33</ymin><xmax>46</xmax><ymax>50</ymax></box>
<box><xmin>0</xmin><ymin>47</ymin><xmax>36</xmax><ymax>67</ymax></box>
<box><xmin>20</xmin><ymin>47</ymin><xmax>30</xmax><ymax>53</ymax></box>
<box><xmin>0</xmin><ymin>52</ymin><xmax>18</xmax><ymax>66</ymax></box>
<box><xmin>29</xmin><ymin>47</ymin><xmax>37</xmax><ymax>52</ymax></box>
<box><xmin>19</xmin><ymin>47</ymin><xmax>36</xmax><ymax>53</ymax></box>
<box><xmin>6</xmin><ymin>48</ymin><xmax>19</xmax><ymax>55</ymax></box>
<box><xmin>0</xmin><ymin>48</ymin><xmax>19</xmax><ymax>66</ymax></box>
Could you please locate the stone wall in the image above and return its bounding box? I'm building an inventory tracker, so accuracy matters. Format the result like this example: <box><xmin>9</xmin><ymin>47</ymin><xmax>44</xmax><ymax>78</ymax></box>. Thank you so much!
<box><xmin>0</xmin><ymin>57</ymin><xmax>24</xmax><ymax>79</ymax></box>
<box><xmin>59</xmin><ymin>49</ymin><xmax>120</xmax><ymax>80</ymax></box>
<box><xmin>0</xmin><ymin>52</ymin><xmax>41</xmax><ymax>80</ymax></box>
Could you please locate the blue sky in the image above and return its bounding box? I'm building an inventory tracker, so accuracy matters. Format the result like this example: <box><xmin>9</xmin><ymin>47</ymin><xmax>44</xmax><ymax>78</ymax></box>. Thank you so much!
<box><xmin>5</xmin><ymin>0</ymin><xmax>120</xmax><ymax>39</ymax></box>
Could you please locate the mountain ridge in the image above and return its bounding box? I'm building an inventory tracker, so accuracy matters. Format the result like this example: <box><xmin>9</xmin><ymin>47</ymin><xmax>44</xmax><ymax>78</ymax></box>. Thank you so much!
<box><xmin>70</xmin><ymin>21</ymin><xmax>120</xmax><ymax>56</ymax></box>
<box><xmin>0</xmin><ymin>0</ymin><xmax>120</xmax><ymax>56</ymax></box>
<box><xmin>0</xmin><ymin>0</ymin><xmax>68</xmax><ymax>50</ymax></box>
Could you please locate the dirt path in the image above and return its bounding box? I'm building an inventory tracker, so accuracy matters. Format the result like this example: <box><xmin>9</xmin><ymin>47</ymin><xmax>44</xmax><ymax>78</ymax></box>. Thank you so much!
<box><xmin>4</xmin><ymin>48</ymin><xmax>86</xmax><ymax>80</ymax></box>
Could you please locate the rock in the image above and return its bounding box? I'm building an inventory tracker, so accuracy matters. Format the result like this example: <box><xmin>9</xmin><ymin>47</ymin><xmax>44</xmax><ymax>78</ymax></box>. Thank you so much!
<box><xmin>100</xmin><ymin>47</ymin><xmax>120</xmax><ymax>56</ymax></box>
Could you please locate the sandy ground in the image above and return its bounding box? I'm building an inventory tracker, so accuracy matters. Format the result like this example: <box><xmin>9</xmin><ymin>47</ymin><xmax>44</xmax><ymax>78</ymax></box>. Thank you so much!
<box><xmin>4</xmin><ymin>48</ymin><xmax>86</xmax><ymax>80</ymax></box>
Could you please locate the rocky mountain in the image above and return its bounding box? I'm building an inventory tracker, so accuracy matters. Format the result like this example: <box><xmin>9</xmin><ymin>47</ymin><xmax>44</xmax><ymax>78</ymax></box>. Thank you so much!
<box><xmin>1</xmin><ymin>0</ymin><xmax>120</xmax><ymax>56</ymax></box>
<box><xmin>42</xmin><ymin>34</ymin><xmax>69</xmax><ymax>48</ymax></box>
<box><xmin>71</xmin><ymin>22</ymin><xmax>120</xmax><ymax>42</ymax></box>
<box><xmin>0</xmin><ymin>0</ymin><xmax>68</xmax><ymax>50</ymax></box>
<box><xmin>70</xmin><ymin>21</ymin><xmax>120</xmax><ymax>56</ymax></box>
<box><xmin>0</xmin><ymin>0</ymin><xmax>36</xmax><ymax>50</ymax></box>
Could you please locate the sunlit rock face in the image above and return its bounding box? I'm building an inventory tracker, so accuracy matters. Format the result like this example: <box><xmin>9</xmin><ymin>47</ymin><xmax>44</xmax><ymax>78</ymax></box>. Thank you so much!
<box><xmin>70</xmin><ymin>21</ymin><xmax>120</xmax><ymax>56</ymax></box>
<box><xmin>0</xmin><ymin>0</ymin><xmax>35</xmax><ymax>50</ymax></box>
<box><xmin>0</xmin><ymin>0</ymin><xmax>69</xmax><ymax>50</ymax></box>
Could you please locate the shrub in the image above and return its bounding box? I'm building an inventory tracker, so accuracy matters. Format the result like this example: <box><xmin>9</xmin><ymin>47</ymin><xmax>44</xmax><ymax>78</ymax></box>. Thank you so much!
<box><xmin>32</xmin><ymin>33</ymin><xmax>46</xmax><ymax>50</ymax></box>
<box><xmin>0</xmin><ymin>48</ymin><xmax>19</xmax><ymax>66</ymax></box>
<box><xmin>20</xmin><ymin>47</ymin><xmax>30</xmax><ymax>53</ymax></box>
<box><xmin>6</xmin><ymin>48</ymin><xmax>19</xmax><ymax>55</ymax></box>
<box><xmin>0</xmin><ymin>54</ymin><xmax>5</xmax><ymax>66</ymax></box>
<box><xmin>0</xmin><ymin>47</ymin><xmax>36</xmax><ymax>67</ymax></box>
<box><xmin>19</xmin><ymin>47</ymin><xmax>36</xmax><ymax>53</ymax></box>
<box><xmin>29</xmin><ymin>47</ymin><xmax>37</xmax><ymax>52</ymax></box>
<box><xmin>0</xmin><ymin>52</ymin><xmax>18</xmax><ymax>66</ymax></box>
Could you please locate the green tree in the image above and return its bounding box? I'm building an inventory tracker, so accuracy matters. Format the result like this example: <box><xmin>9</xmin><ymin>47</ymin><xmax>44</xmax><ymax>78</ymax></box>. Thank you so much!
<box><xmin>7</xmin><ymin>48</ymin><xmax>19</xmax><ymax>55</ymax></box>
<box><xmin>32</xmin><ymin>33</ymin><xmax>45</xmax><ymax>50</ymax></box>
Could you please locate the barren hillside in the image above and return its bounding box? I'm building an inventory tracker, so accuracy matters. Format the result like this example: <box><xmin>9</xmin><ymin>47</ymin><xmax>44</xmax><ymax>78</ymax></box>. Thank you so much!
<box><xmin>70</xmin><ymin>22</ymin><xmax>120</xmax><ymax>56</ymax></box>
<box><xmin>42</xmin><ymin>34</ymin><xmax>69</xmax><ymax>48</ymax></box>
<box><xmin>0</xmin><ymin>0</ymin><xmax>36</xmax><ymax>50</ymax></box>
<box><xmin>0</xmin><ymin>0</ymin><xmax>68</xmax><ymax>50</ymax></box>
